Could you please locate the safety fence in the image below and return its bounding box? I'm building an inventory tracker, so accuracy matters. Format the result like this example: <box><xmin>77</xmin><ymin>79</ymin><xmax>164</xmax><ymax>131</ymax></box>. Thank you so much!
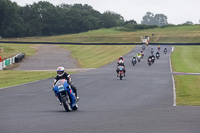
<box><xmin>0</xmin><ymin>53</ymin><xmax>25</xmax><ymax>70</ymax></box>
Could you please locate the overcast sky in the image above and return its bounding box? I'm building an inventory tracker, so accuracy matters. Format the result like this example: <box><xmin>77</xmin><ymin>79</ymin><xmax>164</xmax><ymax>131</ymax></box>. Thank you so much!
<box><xmin>11</xmin><ymin>0</ymin><xmax>200</xmax><ymax>25</ymax></box>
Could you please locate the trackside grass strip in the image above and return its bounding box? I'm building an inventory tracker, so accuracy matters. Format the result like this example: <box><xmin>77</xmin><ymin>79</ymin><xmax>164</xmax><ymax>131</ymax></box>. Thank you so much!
<box><xmin>0</xmin><ymin>44</ymin><xmax>37</xmax><ymax>59</ymax></box>
<box><xmin>3</xmin><ymin>25</ymin><xmax>200</xmax><ymax>43</ymax></box>
<box><xmin>171</xmin><ymin>46</ymin><xmax>200</xmax><ymax>73</ymax></box>
<box><xmin>0</xmin><ymin>71</ymin><xmax>57</xmax><ymax>88</ymax></box>
<box><xmin>172</xmin><ymin>46</ymin><xmax>200</xmax><ymax>105</ymax></box>
<box><xmin>174</xmin><ymin>75</ymin><xmax>200</xmax><ymax>105</ymax></box>
<box><xmin>59</xmin><ymin>45</ymin><xmax>135</xmax><ymax>68</ymax></box>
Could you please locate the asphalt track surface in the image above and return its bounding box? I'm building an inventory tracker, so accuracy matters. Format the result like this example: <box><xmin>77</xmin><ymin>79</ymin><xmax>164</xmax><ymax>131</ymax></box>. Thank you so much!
<box><xmin>15</xmin><ymin>45</ymin><xmax>79</xmax><ymax>71</ymax></box>
<box><xmin>1</xmin><ymin>45</ymin><xmax>200</xmax><ymax>133</ymax></box>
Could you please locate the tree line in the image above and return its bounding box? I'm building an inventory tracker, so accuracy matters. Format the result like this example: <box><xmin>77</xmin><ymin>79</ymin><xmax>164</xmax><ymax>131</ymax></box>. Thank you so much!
<box><xmin>0</xmin><ymin>0</ymin><xmax>124</xmax><ymax>38</ymax></box>
<box><xmin>1</xmin><ymin>0</ymin><xmax>175</xmax><ymax>38</ymax></box>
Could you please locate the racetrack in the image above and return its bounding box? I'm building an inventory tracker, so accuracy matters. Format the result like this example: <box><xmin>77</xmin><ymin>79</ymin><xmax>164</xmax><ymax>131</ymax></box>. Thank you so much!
<box><xmin>1</xmin><ymin>45</ymin><xmax>200</xmax><ymax>133</ymax></box>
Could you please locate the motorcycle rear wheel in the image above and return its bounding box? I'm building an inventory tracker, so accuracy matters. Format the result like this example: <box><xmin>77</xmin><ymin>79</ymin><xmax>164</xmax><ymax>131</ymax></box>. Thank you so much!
<box><xmin>120</xmin><ymin>73</ymin><xmax>123</xmax><ymax>80</ymax></box>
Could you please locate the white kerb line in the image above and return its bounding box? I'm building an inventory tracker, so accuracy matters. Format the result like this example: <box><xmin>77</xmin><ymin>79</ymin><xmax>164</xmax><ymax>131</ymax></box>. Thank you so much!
<box><xmin>169</xmin><ymin>46</ymin><xmax>176</xmax><ymax>106</ymax></box>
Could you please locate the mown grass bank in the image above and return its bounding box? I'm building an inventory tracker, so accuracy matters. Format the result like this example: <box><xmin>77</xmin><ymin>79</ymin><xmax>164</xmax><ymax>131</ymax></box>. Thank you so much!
<box><xmin>171</xmin><ymin>46</ymin><xmax>200</xmax><ymax>105</ymax></box>
<box><xmin>0</xmin><ymin>44</ymin><xmax>56</xmax><ymax>88</ymax></box>
<box><xmin>174</xmin><ymin>75</ymin><xmax>200</xmax><ymax>105</ymax></box>
<box><xmin>59</xmin><ymin>45</ymin><xmax>135</xmax><ymax>68</ymax></box>
<box><xmin>0</xmin><ymin>71</ymin><xmax>57</xmax><ymax>88</ymax></box>
<box><xmin>171</xmin><ymin>46</ymin><xmax>200</xmax><ymax>73</ymax></box>
<box><xmin>0</xmin><ymin>44</ymin><xmax>135</xmax><ymax>88</ymax></box>
<box><xmin>0</xmin><ymin>43</ymin><xmax>37</xmax><ymax>59</ymax></box>
<box><xmin>2</xmin><ymin>25</ymin><xmax>200</xmax><ymax>43</ymax></box>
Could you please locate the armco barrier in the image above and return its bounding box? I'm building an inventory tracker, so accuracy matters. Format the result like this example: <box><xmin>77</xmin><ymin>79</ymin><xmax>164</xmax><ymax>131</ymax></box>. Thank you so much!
<box><xmin>0</xmin><ymin>62</ymin><xmax>2</xmax><ymax>70</ymax></box>
<box><xmin>5</xmin><ymin>59</ymin><xmax>10</xmax><ymax>66</ymax></box>
<box><xmin>15</xmin><ymin>53</ymin><xmax>25</xmax><ymax>63</ymax></box>
<box><xmin>12</xmin><ymin>57</ymin><xmax>15</xmax><ymax>64</ymax></box>
<box><xmin>2</xmin><ymin>60</ymin><xmax>5</xmax><ymax>69</ymax></box>
<box><xmin>0</xmin><ymin>53</ymin><xmax>24</xmax><ymax>70</ymax></box>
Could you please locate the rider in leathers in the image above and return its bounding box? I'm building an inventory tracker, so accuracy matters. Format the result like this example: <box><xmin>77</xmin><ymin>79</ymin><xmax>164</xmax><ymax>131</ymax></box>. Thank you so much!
<box><xmin>53</xmin><ymin>66</ymin><xmax>79</xmax><ymax>105</ymax></box>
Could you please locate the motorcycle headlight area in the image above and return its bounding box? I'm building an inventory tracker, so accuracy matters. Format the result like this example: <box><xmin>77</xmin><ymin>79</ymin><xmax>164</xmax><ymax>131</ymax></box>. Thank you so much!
<box><xmin>58</xmin><ymin>85</ymin><xmax>65</xmax><ymax>92</ymax></box>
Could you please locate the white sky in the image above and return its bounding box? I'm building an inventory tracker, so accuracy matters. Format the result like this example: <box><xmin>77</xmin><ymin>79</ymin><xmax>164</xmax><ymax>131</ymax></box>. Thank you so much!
<box><xmin>11</xmin><ymin>0</ymin><xmax>200</xmax><ymax>25</ymax></box>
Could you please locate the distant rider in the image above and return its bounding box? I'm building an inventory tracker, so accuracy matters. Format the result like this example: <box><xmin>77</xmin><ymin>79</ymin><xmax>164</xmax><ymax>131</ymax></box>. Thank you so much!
<box><xmin>164</xmin><ymin>48</ymin><xmax>167</xmax><ymax>53</ymax></box>
<box><xmin>151</xmin><ymin>47</ymin><xmax>154</xmax><ymax>54</ymax></box>
<box><xmin>116</xmin><ymin>63</ymin><xmax>126</xmax><ymax>77</ymax></box>
<box><xmin>148</xmin><ymin>56</ymin><xmax>152</xmax><ymax>62</ymax></box>
<box><xmin>116</xmin><ymin>57</ymin><xmax>126</xmax><ymax>76</ymax></box>
<box><xmin>156</xmin><ymin>51</ymin><xmax>160</xmax><ymax>56</ymax></box>
<box><xmin>141</xmin><ymin>51</ymin><xmax>144</xmax><ymax>57</ymax></box>
<box><xmin>53</xmin><ymin>66</ymin><xmax>79</xmax><ymax>104</ymax></box>
<box><xmin>157</xmin><ymin>45</ymin><xmax>161</xmax><ymax>50</ymax></box>
<box><xmin>118</xmin><ymin>56</ymin><xmax>124</xmax><ymax>62</ymax></box>
<box><xmin>132</xmin><ymin>55</ymin><xmax>137</xmax><ymax>64</ymax></box>
<box><xmin>151</xmin><ymin>54</ymin><xmax>155</xmax><ymax>63</ymax></box>
<box><xmin>132</xmin><ymin>55</ymin><xmax>136</xmax><ymax>60</ymax></box>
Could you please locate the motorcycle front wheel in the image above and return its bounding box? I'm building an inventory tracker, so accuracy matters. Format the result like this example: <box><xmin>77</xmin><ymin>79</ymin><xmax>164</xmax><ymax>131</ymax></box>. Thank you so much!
<box><xmin>61</xmin><ymin>97</ymin><xmax>71</xmax><ymax>112</ymax></box>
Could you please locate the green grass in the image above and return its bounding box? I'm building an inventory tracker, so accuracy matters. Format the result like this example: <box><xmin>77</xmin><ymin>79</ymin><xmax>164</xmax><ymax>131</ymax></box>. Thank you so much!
<box><xmin>172</xmin><ymin>46</ymin><xmax>200</xmax><ymax>105</ymax></box>
<box><xmin>171</xmin><ymin>46</ymin><xmax>200</xmax><ymax>73</ymax></box>
<box><xmin>174</xmin><ymin>75</ymin><xmax>200</xmax><ymax>105</ymax></box>
<box><xmin>0</xmin><ymin>71</ymin><xmax>57</xmax><ymax>88</ymax></box>
<box><xmin>3</xmin><ymin>25</ymin><xmax>200</xmax><ymax>43</ymax></box>
<box><xmin>0</xmin><ymin>43</ymin><xmax>37</xmax><ymax>59</ymax></box>
<box><xmin>0</xmin><ymin>44</ymin><xmax>134</xmax><ymax>88</ymax></box>
<box><xmin>59</xmin><ymin>45</ymin><xmax>135</xmax><ymax>68</ymax></box>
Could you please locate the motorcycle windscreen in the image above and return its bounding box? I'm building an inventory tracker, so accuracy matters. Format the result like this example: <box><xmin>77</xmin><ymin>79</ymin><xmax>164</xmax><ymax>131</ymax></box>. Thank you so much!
<box><xmin>55</xmin><ymin>79</ymin><xmax>67</xmax><ymax>86</ymax></box>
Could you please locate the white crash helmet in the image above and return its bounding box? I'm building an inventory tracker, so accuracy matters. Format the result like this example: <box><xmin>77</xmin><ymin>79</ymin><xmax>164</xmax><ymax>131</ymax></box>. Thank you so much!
<box><xmin>57</xmin><ymin>66</ymin><xmax>65</xmax><ymax>77</ymax></box>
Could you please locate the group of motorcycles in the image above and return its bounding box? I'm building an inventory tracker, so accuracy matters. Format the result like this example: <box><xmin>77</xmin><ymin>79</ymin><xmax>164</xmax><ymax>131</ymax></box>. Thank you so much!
<box><xmin>117</xmin><ymin>45</ymin><xmax>168</xmax><ymax>80</ymax></box>
<box><xmin>54</xmin><ymin>45</ymin><xmax>168</xmax><ymax>112</ymax></box>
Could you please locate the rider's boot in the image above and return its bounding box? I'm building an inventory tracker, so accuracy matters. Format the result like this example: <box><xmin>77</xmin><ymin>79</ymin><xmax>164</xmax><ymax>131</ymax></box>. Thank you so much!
<box><xmin>57</xmin><ymin>98</ymin><xmax>62</xmax><ymax>105</ymax></box>
<box><xmin>76</xmin><ymin>96</ymin><xmax>80</xmax><ymax>102</ymax></box>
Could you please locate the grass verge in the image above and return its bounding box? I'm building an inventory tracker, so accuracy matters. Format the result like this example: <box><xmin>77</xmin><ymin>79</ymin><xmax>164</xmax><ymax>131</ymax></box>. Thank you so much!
<box><xmin>59</xmin><ymin>45</ymin><xmax>135</xmax><ymax>68</ymax></box>
<box><xmin>0</xmin><ymin>43</ymin><xmax>37</xmax><ymax>59</ymax></box>
<box><xmin>0</xmin><ymin>71</ymin><xmax>57</xmax><ymax>88</ymax></box>
<box><xmin>172</xmin><ymin>46</ymin><xmax>200</xmax><ymax>105</ymax></box>
<box><xmin>171</xmin><ymin>46</ymin><xmax>200</xmax><ymax>73</ymax></box>
<box><xmin>174</xmin><ymin>75</ymin><xmax>200</xmax><ymax>105</ymax></box>
<box><xmin>2</xmin><ymin>25</ymin><xmax>200</xmax><ymax>43</ymax></box>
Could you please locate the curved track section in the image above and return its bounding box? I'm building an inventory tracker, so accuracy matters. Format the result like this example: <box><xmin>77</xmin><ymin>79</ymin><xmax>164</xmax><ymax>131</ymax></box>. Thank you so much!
<box><xmin>1</xmin><ymin>45</ymin><xmax>200</xmax><ymax>133</ymax></box>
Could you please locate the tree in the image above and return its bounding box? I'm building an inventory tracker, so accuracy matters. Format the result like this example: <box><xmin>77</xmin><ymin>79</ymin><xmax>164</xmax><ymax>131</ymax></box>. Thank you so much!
<box><xmin>101</xmin><ymin>11</ymin><xmax>124</xmax><ymax>28</ymax></box>
<box><xmin>141</xmin><ymin>12</ymin><xmax>168</xmax><ymax>26</ymax></box>
<box><xmin>154</xmin><ymin>14</ymin><xmax>168</xmax><ymax>26</ymax></box>
<box><xmin>183</xmin><ymin>21</ymin><xmax>193</xmax><ymax>25</ymax></box>
<box><xmin>0</xmin><ymin>0</ymin><xmax>25</xmax><ymax>37</ymax></box>
<box><xmin>0</xmin><ymin>1</ymin><xmax>125</xmax><ymax>38</ymax></box>
<box><xmin>124</xmin><ymin>20</ymin><xmax>137</xmax><ymax>25</ymax></box>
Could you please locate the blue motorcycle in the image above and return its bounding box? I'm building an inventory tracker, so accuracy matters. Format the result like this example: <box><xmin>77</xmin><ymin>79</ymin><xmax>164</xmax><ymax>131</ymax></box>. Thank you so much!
<box><xmin>53</xmin><ymin>79</ymin><xmax>78</xmax><ymax>112</ymax></box>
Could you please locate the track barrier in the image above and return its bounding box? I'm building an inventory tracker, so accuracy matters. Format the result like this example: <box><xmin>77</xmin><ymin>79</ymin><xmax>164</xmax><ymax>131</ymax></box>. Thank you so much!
<box><xmin>0</xmin><ymin>53</ymin><xmax>25</xmax><ymax>70</ymax></box>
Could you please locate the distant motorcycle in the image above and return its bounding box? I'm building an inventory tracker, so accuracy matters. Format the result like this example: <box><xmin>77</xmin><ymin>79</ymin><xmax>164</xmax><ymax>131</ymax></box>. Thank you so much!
<box><xmin>53</xmin><ymin>79</ymin><xmax>78</xmax><ymax>112</ymax></box>
<box><xmin>157</xmin><ymin>46</ymin><xmax>161</xmax><ymax>51</ymax></box>
<box><xmin>132</xmin><ymin>58</ymin><xmax>137</xmax><ymax>66</ymax></box>
<box><xmin>164</xmin><ymin>48</ymin><xmax>167</xmax><ymax>54</ymax></box>
<box><xmin>148</xmin><ymin>58</ymin><xmax>152</xmax><ymax>66</ymax></box>
<box><xmin>137</xmin><ymin>55</ymin><xmax>141</xmax><ymax>62</ymax></box>
<box><xmin>156</xmin><ymin>53</ymin><xmax>160</xmax><ymax>59</ymax></box>
<box><xmin>151</xmin><ymin>55</ymin><xmax>155</xmax><ymax>63</ymax></box>
<box><xmin>151</xmin><ymin>50</ymin><xmax>154</xmax><ymax>54</ymax></box>
<box><xmin>142</xmin><ymin>45</ymin><xmax>145</xmax><ymax>51</ymax></box>
<box><xmin>117</xmin><ymin>66</ymin><xmax>125</xmax><ymax>80</ymax></box>
<box><xmin>141</xmin><ymin>52</ymin><xmax>144</xmax><ymax>58</ymax></box>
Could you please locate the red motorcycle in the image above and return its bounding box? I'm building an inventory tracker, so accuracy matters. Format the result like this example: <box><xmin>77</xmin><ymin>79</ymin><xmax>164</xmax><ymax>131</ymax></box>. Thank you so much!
<box><xmin>148</xmin><ymin>58</ymin><xmax>152</xmax><ymax>66</ymax></box>
<box><xmin>117</xmin><ymin>66</ymin><xmax>125</xmax><ymax>80</ymax></box>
